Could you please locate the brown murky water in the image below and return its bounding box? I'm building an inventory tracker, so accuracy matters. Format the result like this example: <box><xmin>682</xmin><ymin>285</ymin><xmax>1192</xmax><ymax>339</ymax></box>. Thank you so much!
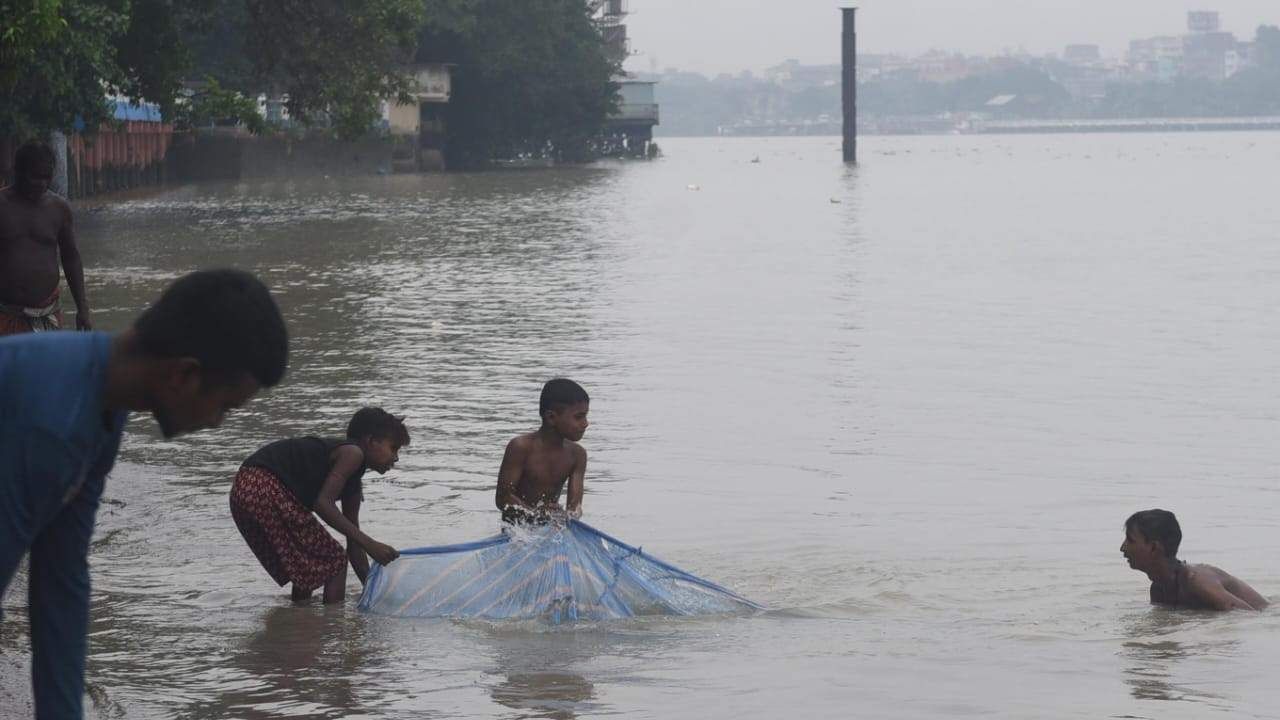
<box><xmin>4</xmin><ymin>134</ymin><xmax>1280</xmax><ymax>718</ymax></box>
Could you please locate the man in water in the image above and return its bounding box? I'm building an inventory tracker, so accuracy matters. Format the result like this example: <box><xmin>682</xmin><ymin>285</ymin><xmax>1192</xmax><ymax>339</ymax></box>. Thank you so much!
<box><xmin>0</xmin><ymin>140</ymin><xmax>92</xmax><ymax>334</ymax></box>
<box><xmin>0</xmin><ymin>269</ymin><xmax>288</xmax><ymax>719</ymax></box>
<box><xmin>1121</xmin><ymin>509</ymin><xmax>1268</xmax><ymax>611</ymax></box>
<box><xmin>495</xmin><ymin>378</ymin><xmax>589</xmax><ymax>525</ymax></box>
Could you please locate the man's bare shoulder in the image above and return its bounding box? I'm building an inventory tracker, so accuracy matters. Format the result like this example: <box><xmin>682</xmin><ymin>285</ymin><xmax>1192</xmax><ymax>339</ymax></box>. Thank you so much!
<box><xmin>570</xmin><ymin>440</ymin><xmax>587</xmax><ymax>461</ymax></box>
<box><xmin>45</xmin><ymin>193</ymin><xmax>72</xmax><ymax>217</ymax></box>
<box><xmin>1186</xmin><ymin>563</ymin><xmax>1230</xmax><ymax>584</ymax></box>
<box><xmin>1193</xmin><ymin>563</ymin><xmax>1261</xmax><ymax>591</ymax></box>
<box><xmin>0</xmin><ymin>189</ymin><xmax>70</xmax><ymax>218</ymax></box>
<box><xmin>1184</xmin><ymin>563</ymin><xmax>1269</xmax><ymax>610</ymax></box>
<box><xmin>1185</xmin><ymin>563</ymin><xmax>1250</xmax><ymax>600</ymax></box>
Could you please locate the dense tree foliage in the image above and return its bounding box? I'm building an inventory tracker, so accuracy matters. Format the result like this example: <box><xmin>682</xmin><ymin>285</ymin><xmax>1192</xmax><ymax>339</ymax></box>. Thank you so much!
<box><xmin>1</xmin><ymin>0</ymin><xmax>130</xmax><ymax>138</ymax></box>
<box><xmin>3</xmin><ymin>0</ymin><xmax>620</xmax><ymax>157</ymax></box>
<box><xmin>418</xmin><ymin>0</ymin><xmax>620</xmax><ymax>167</ymax></box>
<box><xmin>0</xmin><ymin>0</ymin><xmax>65</xmax><ymax>89</ymax></box>
<box><xmin>2</xmin><ymin>0</ymin><xmax>429</xmax><ymax>140</ymax></box>
<box><xmin>242</xmin><ymin>0</ymin><xmax>424</xmax><ymax>138</ymax></box>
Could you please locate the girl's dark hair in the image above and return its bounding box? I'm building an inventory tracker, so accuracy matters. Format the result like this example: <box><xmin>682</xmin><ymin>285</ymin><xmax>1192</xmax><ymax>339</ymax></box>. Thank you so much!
<box><xmin>539</xmin><ymin>378</ymin><xmax>589</xmax><ymax>417</ymax></box>
<box><xmin>133</xmin><ymin>269</ymin><xmax>288</xmax><ymax>387</ymax></box>
<box><xmin>347</xmin><ymin>407</ymin><xmax>410</xmax><ymax>446</ymax></box>
<box><xmin>1125</xmin><ymin>509</ymin><xmax>1182</xmax><ymax>558</ymax></box>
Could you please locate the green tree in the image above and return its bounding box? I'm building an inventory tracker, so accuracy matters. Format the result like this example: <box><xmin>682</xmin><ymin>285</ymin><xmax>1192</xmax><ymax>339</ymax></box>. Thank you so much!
<box><xmin>423</xmin><ymin>0</ymin><xmax>620</xmax><ymax>166</ymax></box>
<box><xmin>173</xmin><ymin>76</ymin><xmax>266</xmax><ymax>134</ymax></box>
<box><xmin>114</xmin><ymin>0</ymin><xmax>217</xmax><ymax>118</ymax></box>
<box><xmin>5</xmin><ymin>0</ymin><xmax>619</xmax><ymax>157</ymax></box>
<box><xmin>2</xmin><ymin>0</ymin><xmax>430</xmax><ymax>141</ymax></box>
<box><xmin>1</xmin><ymin>0</ymin><xmax>217</xmax><ymax>138</ymax></box>
<box><xmin>243</xmin><ymin>0</ymin><xmax>425</xmax><ymax>138</ymax></box>
<box><xmin>183</xmin><ymin>1</ymin><xmax>253</xmax><ymax>91</ymax></box>
<box><xmin>0</xmin><ymin>0</ymin><xmax>65</xmax><ymax>89</ymax></box>
<box><xmin>0</xmin><ymin>0</ymin><xmax>130</xmax><ymax>139</ymax></box>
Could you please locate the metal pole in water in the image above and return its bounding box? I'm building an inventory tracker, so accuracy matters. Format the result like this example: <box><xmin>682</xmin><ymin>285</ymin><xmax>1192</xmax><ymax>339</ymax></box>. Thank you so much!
<box><xmin>841</xmin><ymin>7</ymin><xmax>857</xmax><ymax>164</ymax></box>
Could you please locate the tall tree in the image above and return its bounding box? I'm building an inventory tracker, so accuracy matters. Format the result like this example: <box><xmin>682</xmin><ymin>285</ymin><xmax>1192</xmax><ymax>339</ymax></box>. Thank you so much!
<box><xmin>2</xmin><ymin>0</ymin><xmax>429</xmax><ymax>140</ymax></box>
<box><xmin>5</xmin><ymin>0</ymin><xmax>619</xmax><ymax>156</ymax></box>
<box><xmin>0</xmin><ymin>0</ymin><xmax>130</xmax><ymax>139</ymax></box>
<box><xmin>244</xmin><ymin>0</ymin><xmax>425</xmax><ymax>139</ymax></box>
<box><xmin>0</xmin><ymin>0</ymin><xmax>65</xmax><ymax>89</ymax></box>
<box><xmin>114</xmin><ymin>0</ymin><xmax>216</xmax><ymax>118</ymax></box>
<box><xmin>423</xmin><ymin>0</ymin><xmax>620</xmax><ymax>167</ymax></box>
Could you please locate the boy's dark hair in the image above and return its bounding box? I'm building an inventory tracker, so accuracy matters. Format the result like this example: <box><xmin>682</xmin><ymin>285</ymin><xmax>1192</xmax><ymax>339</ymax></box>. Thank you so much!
<box><xmin>539</xmin><ymin>378</ymin><xmax>589</xmax><ymax>417</ymax></box>
<box><xmin>14</xmin><ymin>140</ymin><xmax>55</xmax><ymax>174</ymax></box>
<box><xmin>347</xmin><ymin>407</ymin><xmax>410</xmax><ymax>446</ymax></box>
<box><xmin>1125</xmin><ymin>509</ymin><xmax>1182</xmax><ymax>559</ymax></box>
<box><xmin>133</xmin><ymin>269</ymin><xmax>288</xmax><ymax>387</ymax></box>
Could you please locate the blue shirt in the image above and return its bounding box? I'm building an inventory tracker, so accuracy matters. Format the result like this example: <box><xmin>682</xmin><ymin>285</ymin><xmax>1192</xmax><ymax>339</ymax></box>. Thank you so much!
<box><xmin>0</xmin><ymin>331</ymin><xmax>129</xmax><ymax>719</ymax></box>
<box><xmin>0</xmin><ymin>331</ymin><xmax>128</xmax><ymax>524</ymax></box>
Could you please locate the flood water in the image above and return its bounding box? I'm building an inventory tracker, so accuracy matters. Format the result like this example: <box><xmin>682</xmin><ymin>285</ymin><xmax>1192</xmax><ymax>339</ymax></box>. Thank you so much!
<box><xmin>4</xmin><ymin>133</ymin><xmax>1280</xmax><ymax>718</ymax></box>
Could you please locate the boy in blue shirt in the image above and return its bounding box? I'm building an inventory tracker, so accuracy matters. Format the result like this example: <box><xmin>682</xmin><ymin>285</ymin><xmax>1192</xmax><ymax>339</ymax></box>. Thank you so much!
<box><xmin>0</xmin><ymin>268</ymin><xmax>288</xmax><ymax>719</ymax></box>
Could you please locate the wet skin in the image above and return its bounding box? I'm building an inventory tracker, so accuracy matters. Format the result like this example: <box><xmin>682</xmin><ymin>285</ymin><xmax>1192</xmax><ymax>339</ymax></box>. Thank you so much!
<box><xmin>496</xmin><ymin>401</ymin><xmax>589</xmax><ymax>520</ymax></box>
<box><xmin>0</xmin><ymin>164</ymin><xmax>91</xmax><ymax>326</ymax></box>
<box><xmin>1121</xmin><ymin>527</ymin><xmax>1269</xmax><ymax>611</ymax></box>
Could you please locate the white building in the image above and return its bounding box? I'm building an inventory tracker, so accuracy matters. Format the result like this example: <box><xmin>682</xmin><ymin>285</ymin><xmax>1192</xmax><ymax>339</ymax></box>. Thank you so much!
<box><xmin>384</xmin><ymin>64</ymin><xmax>452</xmax><ymax>137</ymax></box>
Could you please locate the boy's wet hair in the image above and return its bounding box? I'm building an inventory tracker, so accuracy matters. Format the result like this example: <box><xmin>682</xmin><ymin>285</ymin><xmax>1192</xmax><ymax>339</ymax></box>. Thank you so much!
<box><xmin>14</xmin><ymin>140</ymin><xmax>55</xmax><ymax>174</ymax></box>
<box><xmin>1126</xmin><ymin>509</ymin><xmax>1182</xmax><ymax>559</ymax></box>
<box><xmin>133</xmin><ymin>269</ymin><xmax>288</xmax><ymax>388</ymax></box>
<box><xmin>347</xmin><ymin>407</ymin><xmax>410</xmax><ymax>446</ymax></box>
<box><xmin>539</xmin><ymin>378</ymin><xmax>589</xmax><ymax>417</ymax></box>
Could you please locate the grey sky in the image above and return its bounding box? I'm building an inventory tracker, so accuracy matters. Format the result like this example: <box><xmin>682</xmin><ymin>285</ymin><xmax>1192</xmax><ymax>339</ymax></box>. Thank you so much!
<box><xmin>623</xmin><ymin>0</ymin><xmax>1279</xmax><ymax>76</ymax></box>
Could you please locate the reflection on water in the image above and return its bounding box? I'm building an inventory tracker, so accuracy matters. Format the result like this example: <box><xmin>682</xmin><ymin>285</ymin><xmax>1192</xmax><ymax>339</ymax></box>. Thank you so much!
<box><xmin>186</xmin><ymin>606</ymin><xmax>377</xmax><ymax>720</ymax></box>
<box><xmin>1118</xmin><ymin>610</ymin><xmax>1238</xmax><ymax>709</ymax></box>
<box><xmin>82</xmin><ymin>168</ymin><xmax>630</xmax><ymax>495</ymax></box>
<box><xmin>1121</xmin><ymin>639</ymin><xmax>1199</xmax><ymax>703</ymax></box>
<box><xmin>476</xmin><ymin>627</ymin><xmax>615</xmax><ymax>720</ymax></box>
<box><xmin>489</xmin><ymin>672</ymin><xmax>594</xmax><ymax>720</ymax></box>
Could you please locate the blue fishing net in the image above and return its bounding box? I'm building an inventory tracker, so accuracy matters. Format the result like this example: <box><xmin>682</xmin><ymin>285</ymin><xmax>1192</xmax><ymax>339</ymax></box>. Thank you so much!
<box><xmin>358</xmin><ymin>520</ymin><xmax>762</xmax><ymax>623</ymax></box>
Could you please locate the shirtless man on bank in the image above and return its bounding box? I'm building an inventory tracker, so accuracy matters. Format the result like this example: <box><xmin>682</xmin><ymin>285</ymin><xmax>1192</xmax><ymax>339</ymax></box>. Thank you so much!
<box><xmin>0</xmin><ymin>140</ymin><xmax>92</xmax><ymax>334</ymax></box>
<box><xmin>495</xmin><ymin>379</ymin><xmax>589</xmax><ymax>525</ymax></box>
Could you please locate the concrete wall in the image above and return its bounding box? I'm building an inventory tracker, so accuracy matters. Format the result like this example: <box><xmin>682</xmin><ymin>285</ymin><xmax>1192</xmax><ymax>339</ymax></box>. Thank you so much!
<box><xmin>166</xmin><ymin>130</ymin><xmax>418</xmax><ymax>182</ymax></box>
<box><xmin>388</xmin><ymin>102</ymin><xmax>421</xmax><ymax>136</ymax></box>
<box><xmin>6</xmin><ymin>128</ymin><xmax>438</xmax><ymax>195</ymax></box>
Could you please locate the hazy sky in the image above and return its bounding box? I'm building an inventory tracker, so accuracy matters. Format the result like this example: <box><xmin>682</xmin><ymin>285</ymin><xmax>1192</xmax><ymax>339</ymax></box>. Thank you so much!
<box><xmin>624</xmin><ymin>0</ymin><xmax>1280</xmax><ymax>76</ymax></box>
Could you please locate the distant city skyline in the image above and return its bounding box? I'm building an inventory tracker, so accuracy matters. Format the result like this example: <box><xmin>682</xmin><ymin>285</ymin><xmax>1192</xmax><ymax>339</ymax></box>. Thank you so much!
<box><xmin>623</xmin><ymin>0</ymin><xmax>1278</xmax><ymax>76</ymax></box>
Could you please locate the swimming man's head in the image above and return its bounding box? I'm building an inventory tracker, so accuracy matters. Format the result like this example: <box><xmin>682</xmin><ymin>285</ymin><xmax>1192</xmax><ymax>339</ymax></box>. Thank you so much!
<box><xmin>1122</xmin><ymin>509</ymin><xmax>1182</xmax><ymax>570</ymax></box>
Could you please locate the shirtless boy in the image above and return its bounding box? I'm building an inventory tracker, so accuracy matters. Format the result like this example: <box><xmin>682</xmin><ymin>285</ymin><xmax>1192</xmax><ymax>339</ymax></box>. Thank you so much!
<box><xmin>0</xmin><ymin>140</ymin><xmax>92</xmax><ymax>334</ymax></box>
<box><xmin>495</xmin><ymin>379</ymin><xmax>589</xmax><ymax>524</ymax></box>
<box><xmin>1121</xmin><ymin>509</ymin><xmax>1269</xmax><ymax>611</ymax></box>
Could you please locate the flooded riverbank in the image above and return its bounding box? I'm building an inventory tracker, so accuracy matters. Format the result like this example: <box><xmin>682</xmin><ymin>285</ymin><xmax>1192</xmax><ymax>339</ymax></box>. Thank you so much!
<box><xmin>4</xmin><ymin>133</ymin><xmax>1279</xmax><ymax>718</ymax></box>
